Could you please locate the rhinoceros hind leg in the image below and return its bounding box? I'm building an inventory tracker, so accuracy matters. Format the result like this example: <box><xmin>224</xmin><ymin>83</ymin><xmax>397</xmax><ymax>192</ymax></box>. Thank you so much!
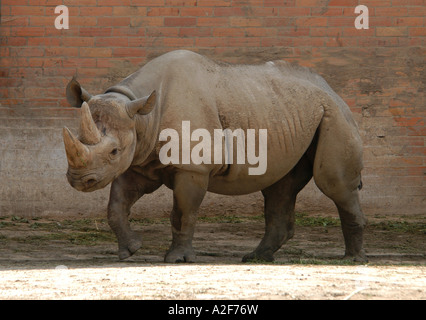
<box><xmin>335</xmin><ymin>194</ymin><xmax>367</xmax><ymax>263</ymax></box>
<box><xmin>243</xmin><ymin>154</ymin><xmax>313</xmax><ymax>262</ymax></box>
<box><xmin>313</xmin><ymin>117</ymin><xmax>367</xmax><ymax>262</ymax></box>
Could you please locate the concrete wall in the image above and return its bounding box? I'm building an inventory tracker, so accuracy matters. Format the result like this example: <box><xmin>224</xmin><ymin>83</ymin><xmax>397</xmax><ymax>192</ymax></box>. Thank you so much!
<box><xmin>1</xmin><ymin>0</ymin><xmax>424</xmax><ymax>218</ymax></box>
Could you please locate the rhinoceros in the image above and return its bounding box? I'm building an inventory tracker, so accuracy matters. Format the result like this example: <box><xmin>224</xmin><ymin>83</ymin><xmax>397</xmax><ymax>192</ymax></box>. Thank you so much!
<box><xmin>63</xmin><ymin>50</ymin><xmax>367</xmax><ymax>263</ymax></box>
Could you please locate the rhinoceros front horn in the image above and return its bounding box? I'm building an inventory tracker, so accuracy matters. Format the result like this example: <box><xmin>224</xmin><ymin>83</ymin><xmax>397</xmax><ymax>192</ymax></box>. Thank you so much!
<box><xmin>79</xmin><ymin>102</ymin><xmax>101</xmax><ymax>145</ymax></box>
<box><xmin>63</xmin><ymin>127</ymin><xmax>90</xmax><ymax>168</ymax></box>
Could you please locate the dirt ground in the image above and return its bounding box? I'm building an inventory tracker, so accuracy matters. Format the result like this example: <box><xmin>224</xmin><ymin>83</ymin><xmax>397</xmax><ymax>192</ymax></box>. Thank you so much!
<box><xmin>0</xmin><ymin>213</ymin><xmax>424</xmax><ymax>300</ymax></box>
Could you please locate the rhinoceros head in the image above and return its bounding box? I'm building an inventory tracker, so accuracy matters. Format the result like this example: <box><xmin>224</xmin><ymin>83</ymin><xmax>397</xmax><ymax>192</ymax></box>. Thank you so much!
<box><xmin>63</xmin><ymin>77</ymin><xmax>156</xmax><ymax>192</ymax></box>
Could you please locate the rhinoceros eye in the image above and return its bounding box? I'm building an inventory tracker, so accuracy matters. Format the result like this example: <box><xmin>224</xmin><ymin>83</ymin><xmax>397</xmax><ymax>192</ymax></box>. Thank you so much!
<box><xmin>110</xmin><ymin>148</ymin><xmax>118</xmax><ymax>156</ymax></box>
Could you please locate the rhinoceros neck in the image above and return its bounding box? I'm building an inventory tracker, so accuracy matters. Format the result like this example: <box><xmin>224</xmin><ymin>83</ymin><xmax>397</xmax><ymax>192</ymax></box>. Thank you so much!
<box><xmin>104</xmin><ymin>85</ymin><xmax>161</xmax><ymax>166</ymax></box>
<box><xmin>132</xmin><ymin>106</ymin><xmax>161</xmax><ymax>166</ymax></box>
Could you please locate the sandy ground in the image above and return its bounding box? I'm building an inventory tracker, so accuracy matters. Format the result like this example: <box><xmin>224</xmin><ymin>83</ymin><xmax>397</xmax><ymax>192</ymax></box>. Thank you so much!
<box><xmin>0</xmin><ymin>264</ymin><xmax>424</xmax><ymax>300</ymax></box>
<box><xmin>0</xmin><ymin>216</ymin><xmax>424</xmax><ymax>300</ymax></box>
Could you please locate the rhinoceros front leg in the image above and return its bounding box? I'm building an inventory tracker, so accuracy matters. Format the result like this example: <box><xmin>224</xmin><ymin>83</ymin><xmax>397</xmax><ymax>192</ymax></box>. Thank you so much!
<box><xmin>164</xmin><ymin>171</ymin><xmax>208</xmax><ymax>263</ymax></box>
<box><xmin>107</xmin><ymin>169</ymin><xmax>162</xmax><ymax>260</ymax></box>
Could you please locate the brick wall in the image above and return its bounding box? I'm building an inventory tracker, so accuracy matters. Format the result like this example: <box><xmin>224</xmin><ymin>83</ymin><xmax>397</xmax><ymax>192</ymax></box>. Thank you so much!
<box><xmin>0</xmin><ymin>0</ymin><xmax>425</xmax><ymax>217</ymax></box>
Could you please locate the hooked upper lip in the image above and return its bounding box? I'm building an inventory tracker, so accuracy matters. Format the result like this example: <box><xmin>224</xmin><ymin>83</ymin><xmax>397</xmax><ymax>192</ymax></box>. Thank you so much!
<box><xmin>66</xmin><ymin>172</ymin><xmax>101</xmax><ymax>192</ymax></box>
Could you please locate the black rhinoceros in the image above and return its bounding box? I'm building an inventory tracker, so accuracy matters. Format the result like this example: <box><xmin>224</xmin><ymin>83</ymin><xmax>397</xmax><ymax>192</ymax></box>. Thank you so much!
<box><xmin>63</xmin><ymin>50</ymin><xmax>367</xmax><ymax>263</ymax></box>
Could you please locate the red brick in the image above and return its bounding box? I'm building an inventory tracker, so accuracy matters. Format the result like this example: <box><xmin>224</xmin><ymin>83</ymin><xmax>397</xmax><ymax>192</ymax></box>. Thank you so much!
<box><xmin>146</xmin><ymin>27</ymin><xmax>179</xmax><ymax>37</ymax></box>
<box><xmin>180</xmin><ymin>7</ymin><xmax>213</xmax><ymax>16</ymax></box>
<box><xmin>63</xmin><ymin>0</ymin><xmax>97</xmax><ymax>5</ymax></box>
<box><xmin>95</xmin><ymin>37</ymin><xmax>128</xmax><ymax>47</ymax></box>
<box><xmin>311</xmin><ymin>7</ymin><xmax>343</xmax><ymax>16</ymax></box>
<box><xmin>10</xmin><ymin>47</ymin><xmax>44</xmax><ymax>57</ymax></box>
<box><xmin>131</xmin><ymin>0</ymin><xmax>164</xmax><ymax>5</ymax></box>
<box><xmin>295</xmin><ymin>0</ymin><xmax>323</xmax><ymax>6</ymax></box>
<box><xmin>131</xmin><ymin>17</ymin><xmax>164</xmax><ymax>27</ymax></box>
<box><xmin>374</xmin><ymin>7</ymin><xmax>408</xmax><ymax>17</ymax></box>
<box><xmin>45</xmin><ymin>47</ymin><xmax>79</xmax><ymax>57</ymax></box>
<box><xmin>371</xmin><ymin>17</ymin><xmax>393</xmax><ymax>27</ymax></box>
<box><xmin>409</xmin><ymin>28</ymin><xmax>426</xmax><ymax>37</ymax></box>
<box><xmin>164</xmin><ymin>17</ymin><xmax>196</xmax><ymax>27</ymax></box>
<box><xmin>198</xmin><ymin>17</ymin><xmax>229</xmax><ymax>27</ymax></box>
<box><xmin>245</xmin><ymin>27</ymin><xmax>277</xmax><ymax>37</ymax></box>
<box><xmin>10</xmin><ymin>6</ymin><xmax>45</xmax><ymax>15</ymax></box>
<box><xmin>180</xmin><ymin>27</ymin><xmax>212</xmax><ymax>37</ymax></box>
<box><xmin>328</xmin><ymin>0</ymin><xmax>358</xmax><ymax>5</ymax></box>
<box><xmin>147</xmin><ymin>7</ymin><xmax>180</xmax><ymax>16</ymax></box>
<box><xmin>62</xmin><ymin>58</ymin><xmax>97</xmax><ymax>68</ymax></box>
<box><xmin>97</xmin><ymin>17</ymin><xmax>131</xmax><ymax>27</ymax></box>
<box><xmin>228</xmin><ymin>37</ymin><xmax>262</xmax><ymax>47</ymax></box>
<box><xmin>112</xmin><ymin>6</ymin><xmax>146</xmax><ymax>16</ymax></box>
<box><xmin>11</xmin><ymin>27</ymin><xmax>45</xmax><ymax>37</ymax></box>
<box><xmin>113</xmin><ymin>48</ymin><xmax>146</xmax><ymax>57</ymax></box>
<box><xmin>407</xmin><ymin>127</ymin><xmax>426</xmax><ymax>137</ymax></box>
<box><xmin>395</xmin><ymin>17</ymin><xmax>424</xmax><ymax>27</ymax></box>
<box><xmin>279</xmin><ymin>7</ymin><xmax>310</xmax><ymax>16</ymax></box>
<box><xmin>4</xmin><ymin>0</ymin><xmax>27</xmax><ymax>4</ymax></box>
<box><xmin>264</xmin><ymin>0</ymin><xmax>295</xmax><ymax>6</ymax></box>
<box><xmin>162</xmin><ymin>37</ymin><xmax>194</xmax><ymax>47</ymax></box>
<box><xmin>214</xmin><ymin>7</ymin><xmax>246</xmax><ymax>16</ymax></box>
<box><xmin>165</xmin><ymin>0</ymin><xmax>197</xmax><ymax>5</ymax></box>
<box><xmin>1</xmin><ymin>17</ymin><xmax>28</xmax><ymax>26</ymax></box>
<box><xmin>230</xmin><ymin>17</ymin><xmax>263</xmax><ymax>27</ymax></box>
<box><xmin>4</xmin><ymin>36</ymin><xmax>27</xmax><ymax>46</ymax></box>
<box><xmin>262</xmin><ymin>37</ymin><xmax>293</xmax><ymax>47</ymax></box>
<box><xmin>195</xmin><ymin>37</ymin><xmax>228</xmax><ymax>47</ymax></box>
<box><xmin>61</xmin><ymin>37</ymin><xmax>95</xmax><ymax>47</ymax></box>
<box><xmin>327</xmin><ymin>17</ymin><xmax>355</xmax><ymax>27</ymax></box>
<box><xmin>102</xmin><ymin>0</ymin><xmax>131</xmax><ymax>4</ymax></box>
<box><xmin>250</xmin><ymin>7</ymin><xmax>279</xmax><ymax>17</ymax></box>
<box><xmin>71</xmin><ymin>17</ymin><xmax>98</xmax><ymax>27</ymax></box>
<box><xmin>213</xmin><ymin>27</ymin><xmax>245</xmax><ymax>37</ymax></box>
<box><xmin>361</xmin><ymin>0</ymin><xmax>391</xmax><ymax>6</ymax></box>
<box><xmin>278</xmin><ymin>26</ymin><xmax>310</xmax><ymax>37</ymax></box>
<box><xmin>80</xmin><ymin>6</ymin><xmax>113</xmax><ymax>16</ymax></box>
<box><xmin>295</xmin><ymin>17</ymin><xmax>328</xmax><ymax>27</ymax></box>
<box><xmin>264</xmin><ymin>17</ymin><xmax>294</xmax><ymax>27</ymax></box>
<box><xmin>292</xmin><ymin>37</ymin><xmax>324</xmax><ymax>47</ymax></box>
<box><xmin>394</xmin><ymin>117</ymin><xmax>425</xmax><ymax>127</ymax></box>
<box><xmin>197</xmin><ymin>0</ymin><xmax>231</xmax><ymax>6</ymax></box>
<box><xmin>376</xmin><ymin>27</ymin><xmax>407</xmax><ymax>37</ymax></box>
<box><xmin>79</xmin><ymin>27</ymin><xmax>112</xmax><ymax>37</ymax></box>
<box><xmin>80</xmin><ymin>47</ymin><xmax>112</xmax><ymax>58</ymax></box>
<box><xmin>407</xmin><ymin>6</ymin><xmax>426</xmax><ymax>16</ymax></box>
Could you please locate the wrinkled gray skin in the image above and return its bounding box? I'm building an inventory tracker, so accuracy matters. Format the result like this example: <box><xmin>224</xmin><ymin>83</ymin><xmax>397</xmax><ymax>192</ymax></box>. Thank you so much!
<box><xmin>63</xmin><ymin>50</ymin><xmax>367</xmax><ymax>263</ymax></box>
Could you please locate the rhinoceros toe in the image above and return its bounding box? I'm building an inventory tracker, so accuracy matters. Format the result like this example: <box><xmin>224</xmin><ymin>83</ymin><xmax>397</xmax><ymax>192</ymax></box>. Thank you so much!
<box><xmin>117</xmin><ymin>236</ymin><xmax>143</xmax><ymax>260</ymax></box>
<box><xmin>164</xmin><ymin>247</ymin><xmax>196</xmax><ymax>263</ymax></box>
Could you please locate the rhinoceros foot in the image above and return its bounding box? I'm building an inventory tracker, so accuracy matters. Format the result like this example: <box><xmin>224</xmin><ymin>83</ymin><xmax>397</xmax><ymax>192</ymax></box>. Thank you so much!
<box><xmin>343</xmin><ymin>250</ymin><xmax>368</xmax><ymax>263</ymax></box>
<box><xmin>118</xmin><ymin>233</ymin><xmax>143</xmax><ymax>260</ymax></box>
<box><xmin>242</xmin><ymin>251</ymin><xmax>274</xmax><ymax>263</ymax></box>
<box><xmin>164</xmin><ymin>246</ymin><xmax>196</xmax><ymax>263</ymax></box>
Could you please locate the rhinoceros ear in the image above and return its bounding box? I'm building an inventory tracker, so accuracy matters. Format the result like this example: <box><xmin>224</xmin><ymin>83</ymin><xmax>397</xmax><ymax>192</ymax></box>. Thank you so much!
<box><xmin>66</xmin><ymin>77</ymin><xmax>92</xmax><ymax>108</ymax></box>
<box><xmin>125</xmin><ymin>91</ymin><xmax>156</xmax><ymax>118</ymax></box>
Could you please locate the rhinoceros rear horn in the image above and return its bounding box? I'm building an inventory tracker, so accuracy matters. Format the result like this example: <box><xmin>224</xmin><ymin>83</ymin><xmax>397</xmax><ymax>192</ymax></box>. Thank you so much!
<box><xmin>63</xmin><ymin>127</ymin><xmax>90</xmax><ymax>168</ymax></box>
<box><xmin>125</xmin><ymin>91</ymin><xmax>156</xmax><ymax>118</ymax></box>
<box><xmin>79</xmin><ymin>102</ymin><xmax>101</xmax><ymax>145</ymax></box>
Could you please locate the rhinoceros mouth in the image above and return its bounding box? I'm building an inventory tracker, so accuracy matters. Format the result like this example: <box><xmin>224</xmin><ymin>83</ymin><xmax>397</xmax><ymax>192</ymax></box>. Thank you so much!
<box><xmin>66</xmin><ymin>172</ymin><xmax>106</xmax><ymax>192</ymax></box>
